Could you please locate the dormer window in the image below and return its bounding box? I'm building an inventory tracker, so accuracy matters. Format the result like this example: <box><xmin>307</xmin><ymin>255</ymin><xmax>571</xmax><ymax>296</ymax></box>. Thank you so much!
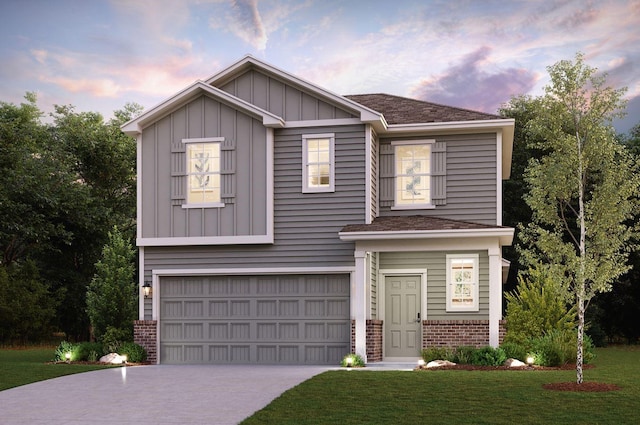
<box><xmin>393</xmin><ymin>140</ymin><xmax>434</xmax><ymax>208</ymax></box>
<box><xmin>302</xmin><ymin>133</ymin><xmax>335</xmax><ymax>193</ymax></box>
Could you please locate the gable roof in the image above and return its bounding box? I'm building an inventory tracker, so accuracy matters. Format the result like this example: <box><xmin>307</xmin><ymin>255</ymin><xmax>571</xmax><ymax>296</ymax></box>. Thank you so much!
<box><xmin>344</xmin><ymin>93</ymin><xmax>501</xmax><ymax>125</ymax></box>
<box><xmin>204</xmin><ymin>55</ymin><xmax>384</xmax><ymax>127</ymax></box>
<box><xmin>121</xmin><ymin>81</ymin><xmax>284</xmax><ymax>136</ymax></box>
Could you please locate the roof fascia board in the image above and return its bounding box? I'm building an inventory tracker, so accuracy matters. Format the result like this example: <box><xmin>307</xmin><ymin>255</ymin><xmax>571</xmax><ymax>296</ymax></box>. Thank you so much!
<box><xmin>339</xmin><ymin>227</ymin><xmax>514</xmax><ymax>245</ymax></box>
<box><xmin>121</xmin><ymin>80</ymin><xmax>284</xmax><ymax>136</ymax></box>
<box><xmin>204</xmin><ymin>55</ymin><xmax>384</xmax><ymax>126</ymax></box>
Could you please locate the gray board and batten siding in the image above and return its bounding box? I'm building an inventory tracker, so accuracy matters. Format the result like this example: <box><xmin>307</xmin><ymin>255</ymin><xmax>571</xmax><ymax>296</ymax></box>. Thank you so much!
<box><xmin>140</xmin><ymin>95</ymin><xmax>269</xmax><ymax>239</ymax></box>
<box><xmin>378</xmin><ymin>133</ymin><xmax>498</xmax><ymax>225</ymax></box>
<box><xmin>216</xmin><ymin>68</ymin><xmax>358</xmax><ymax>122</ymax></box>
<box><xmin>378</xmin><ymin>251</ymin><xmax>490</xmax><ymax>321</ymax></box>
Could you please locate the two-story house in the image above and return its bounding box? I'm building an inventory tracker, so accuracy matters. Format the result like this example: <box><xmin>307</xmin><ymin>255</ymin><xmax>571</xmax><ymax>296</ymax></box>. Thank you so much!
<box><xmin>123</xmin><ymin>55</ymin><xmax>515</xmax><ymax>365</ymax></box>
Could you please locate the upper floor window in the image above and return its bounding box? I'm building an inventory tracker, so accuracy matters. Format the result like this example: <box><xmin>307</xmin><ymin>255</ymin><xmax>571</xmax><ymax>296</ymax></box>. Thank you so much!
<box><xmin>446</xmin><ymin>254</ymin><xmax>479</xmax><ymax>312</ymax></box>
<box><xmin>393</xmin><ymin>141</ymin><xmax>434</xmax><ymax>208</ymax></box>
<box><xmin>302</xmin><ymin>133</ymin><xmax>335</xmax><ymax>193</ymax></box>
<box><xmin>183</xmin><ymin>138</ymin><xmax>222</xmax><ymax>207</ymax></box>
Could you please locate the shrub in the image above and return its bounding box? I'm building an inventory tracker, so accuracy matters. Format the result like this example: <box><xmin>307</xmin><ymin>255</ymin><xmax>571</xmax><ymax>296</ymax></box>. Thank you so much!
<box><xmin>421</xmin><ymin>347</ymin><xmax>454</xmax><ymax>362</ymax></box>
<box><xmin>504</xmin><ymin>267</ymin><xmax>576</xmax><ymax>346</ymax></box>
<box><xmin>54</xmin><ymin>341</ymin><xmax>78</xmax><ymax>362</ymax></box>
<box><xmin>451</xmin><ymin>346</ymin><xmax>476</xmax><ymax>364</ymax></box>
<box><xmin>119</xmin><ymin>342</ymin><xmax>147</xmax><ymax>363</ymax></box>
<box><xmin>471</xmin><ymin>346</ymin><xmax>507</xmax><ymax>366</ymax></box>
<box><xmin>340</xmin><ymin>353</ymin><xmax>365</xmax><ymax>367</ymax></box>
<box><xmin>100</xmin><ymin>326</ymin><xmax>133</xmax><ymax>353</ymax></box>
<box><xmin>528</xmin><ymin>329</ymin><xmax>595</xmax><ymax>367</ymax></box>
<box><xmin>76</xmin><ymin>342</ymin><xmax>106</xmax><ymax>361</ymax></box>
<box><xmin>500</xmin><ymin>342</ymin><xmax>527</xmax><ymax>362</ymax></box>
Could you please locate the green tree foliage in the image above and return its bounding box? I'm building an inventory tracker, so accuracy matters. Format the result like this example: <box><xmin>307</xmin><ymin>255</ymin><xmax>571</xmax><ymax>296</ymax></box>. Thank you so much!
<box><xmin>0</xmin><ymin>261</ymin><xmax>58</xmax><ymax>343</ymax></box>
<box><xmin>86</xmin><ymin>227</ymin><xmax>137</xmax><ymax>341</ymax></box>
<box><xmin>504</xmin><ymin>267</ymin><xmax>576</xmax><ymax>345</ymax></box>
<box><xmin>0</xmin><ymin>93</ymin><xmax>140</xmax><ymax>341</ymax></box>
<box><xmin>519</xmin><ymin>53</ymin><xmax>640</xmax><ymax>383</ymax></box>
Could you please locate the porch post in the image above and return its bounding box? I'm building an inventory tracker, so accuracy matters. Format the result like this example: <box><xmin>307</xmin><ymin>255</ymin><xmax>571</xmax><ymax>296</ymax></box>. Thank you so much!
<box><xmin>488</xmin><ymin>247</ymin><xmax>501</xmax><ymax>347</ymax></box>
<box><xmin>353</xmin><ymin>250</ymin><xmax>367</xmax><ymax>362</ymax></box>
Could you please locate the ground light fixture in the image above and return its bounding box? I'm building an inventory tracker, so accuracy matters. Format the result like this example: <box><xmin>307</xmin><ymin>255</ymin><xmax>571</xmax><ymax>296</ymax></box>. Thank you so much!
<box><xmin>418</xmin><ymin>359</ymin><xmax>426</xmax><ymax>367</ymax></box>
<box><xmin>526</xmin><ymin>355</ymin><xmax>535</xmax><ymax>366</ymax></box>
<box><xmin>65</xmin><ymin>352</ymin><xmax>71</xmax><ymax>363</ymax></box>
<box><xmin>143</xmin><ymin>280</ymin><xmax>152</xmax><ymax>298</ymax></box>
<box><xmin>345</xmin><ymin>355</ymin><xmax>354</xmax><ymax>367</ymax></box>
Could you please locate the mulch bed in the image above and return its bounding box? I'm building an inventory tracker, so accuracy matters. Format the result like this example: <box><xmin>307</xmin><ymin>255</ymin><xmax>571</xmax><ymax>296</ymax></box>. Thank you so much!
<box><xmin>417</xmin><ymin>363</ymin><xmax>620</xmax><ymax>392</ymax></box>
<box><xmin>543</xmin><ymin>382</ymin><xmax>621</xmax><ymax>392</ymax></box>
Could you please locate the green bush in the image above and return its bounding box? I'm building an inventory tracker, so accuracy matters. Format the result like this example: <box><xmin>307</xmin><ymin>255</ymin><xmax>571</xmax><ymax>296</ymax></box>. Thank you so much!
<box><xmin>504</xmin><ymin>267</ymin><xmax>576</xmax><ymax>346</ymax></box>
<box><xmin>500</xmin><ymin>342</ymin><xmax>527</xmax><ymax>362</ymax></box>
<box><xmin>76</xmin><ymin>342</ymin><xmax>106</xmax><ymax>361</ymax></box>
<box><xmin>528</xmin><ymin>329</ymin><xmax>595</xmax><ymax>367</ymax></box>
<box><xmin>119</xmin><ymin>342</ymin><xmax>147</xmax><ymax>363</ymax></box>
<box><xmin>100</xmin><ymin>326</ymin><xmax>133</xmax><ymax>353</ymax></box>
<box><xmin>471</xmin><ymin>346</ymin><xmax>507</xmax><ymax>366</ymax></box>
<box><xmin>54</xmin><ymin>341</ymin><xmax>78</xmax><ymax>362</ymax></box>
<box><xmin>421</xmin><ymin>347</ymin><xmax>454</xmax><ymax>362</ymax></box>
<box><xmin>340</xmin><ymin>353</ymin><xmax>365</xmax><ymax>367</ymax></box>
<box><xmin>451</xmin><ymin>346</ymin><xmax>476</xmax><ymax>364</ymax></box>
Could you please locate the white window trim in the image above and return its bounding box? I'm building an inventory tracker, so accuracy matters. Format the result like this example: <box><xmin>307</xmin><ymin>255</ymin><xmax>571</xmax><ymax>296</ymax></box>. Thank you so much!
<box><xmin>446</xmin><ymin>253</ymin><xmax>480</xmax><ymax>312</ymax></box>
<box><xmin>391</xmin><ymin>139</ymin><xmax>435</xmax><ymax>209</ymax></box>
<box><xmin>302</xmin><ymin>133</ymin><xmax>335</xmax><ymax>193</ymax></box>
<box><xmin>182</xmin><ymin>137</ymin><xmax>225</xmax><ymax>208</ymax></box>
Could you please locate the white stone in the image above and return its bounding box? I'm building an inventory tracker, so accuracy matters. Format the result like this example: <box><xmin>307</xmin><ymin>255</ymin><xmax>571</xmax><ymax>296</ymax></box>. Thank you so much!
<box><xmin>426</xmin><ymin>360</ymin><xmax>456</xmax><ymax>368</ymax></box>
<box><xmin>99</xmin><ymin>353</ymin><xmax>126</xmax><ymax>364</ymax></box>
<box><xmin>505</xmin><ymin>358</ymin><xmax>526</xmax><ymax>367</ymax></box>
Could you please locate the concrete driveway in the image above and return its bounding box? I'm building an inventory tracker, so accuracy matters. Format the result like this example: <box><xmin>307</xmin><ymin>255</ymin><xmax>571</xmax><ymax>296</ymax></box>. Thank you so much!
<box><xmin>0</xmin><ymin>365</ymin><xmax>333</xmax><ymax>425</ymax></box>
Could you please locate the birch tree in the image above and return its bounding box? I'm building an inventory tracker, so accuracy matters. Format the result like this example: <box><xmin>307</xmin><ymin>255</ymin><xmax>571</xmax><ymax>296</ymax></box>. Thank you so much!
<box><xmin>519</xmin><ymin>53</ymin><xmax>639</xmax><ymax>384</ymax></box>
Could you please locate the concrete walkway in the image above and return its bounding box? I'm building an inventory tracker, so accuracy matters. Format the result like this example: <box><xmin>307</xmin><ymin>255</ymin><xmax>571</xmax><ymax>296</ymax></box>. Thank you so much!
<box><xmin>0</xmin><ymin>365</ymin><xmax>333</xmax><ymax>425</ymax></box>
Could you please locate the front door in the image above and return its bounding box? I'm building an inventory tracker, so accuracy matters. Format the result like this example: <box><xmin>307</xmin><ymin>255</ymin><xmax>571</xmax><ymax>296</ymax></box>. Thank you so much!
<box><xmin>385</xmin><ymin>275</ymin><xmax>421</xmax><ymax>358</ymax></box>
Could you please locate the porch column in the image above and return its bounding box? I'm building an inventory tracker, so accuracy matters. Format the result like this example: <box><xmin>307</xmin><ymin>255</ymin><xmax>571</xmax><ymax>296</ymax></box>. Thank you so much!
<box><xmin>488</xmin><ymin>247</ymin><xmax>501</xmax><ymax>347</ymax></box>
<box><xmin>353</xmin><ymin>250</ymin><xmax>367</xmax><ymax>362</ymax></box>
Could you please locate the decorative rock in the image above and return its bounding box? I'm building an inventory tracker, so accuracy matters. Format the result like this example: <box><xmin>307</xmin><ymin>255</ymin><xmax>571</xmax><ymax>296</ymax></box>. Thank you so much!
<box><xmin>426</xmin><ymin>360</ymin><xmax>457</xmax><ymax>368</ymax></box>
<box><xmin>505</xmin><ymin>358</ymin><xmax>526</xmax><ymax>367</ymax></box>
<box><xmin>99</xmin><ymin>353</ymin><xmax>126</xmax><ymax>364</ymax></box>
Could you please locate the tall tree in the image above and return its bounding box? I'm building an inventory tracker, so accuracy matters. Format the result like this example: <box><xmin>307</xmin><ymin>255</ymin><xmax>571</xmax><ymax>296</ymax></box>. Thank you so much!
<box><xmin>86</xmin><ymin>226</ymin><xmax>137</xmax><ymax>341</ymax></box>
<box><xmin>519</xmin><ymin>53</ymin><xmax>640</xmax><ymax>383</ymax></box>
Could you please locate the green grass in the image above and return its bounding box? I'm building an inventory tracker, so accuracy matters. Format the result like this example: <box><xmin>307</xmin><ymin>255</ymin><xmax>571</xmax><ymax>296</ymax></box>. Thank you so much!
<box><xmin>0</xmin><ymin>347</ymin><xmax>114</xmax><ymax>391</ymax></box>
<box><xmin>242</xmin><ymin>346</ymin><xmax>640</xmax><ymax>425</ymax></box>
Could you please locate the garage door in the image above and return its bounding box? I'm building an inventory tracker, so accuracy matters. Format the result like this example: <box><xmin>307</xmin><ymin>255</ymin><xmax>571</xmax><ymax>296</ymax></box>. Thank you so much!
<box><xmin>159</xmin><ymin>274</ymin><xmax>350</xmax><ymax>364</ymax></box>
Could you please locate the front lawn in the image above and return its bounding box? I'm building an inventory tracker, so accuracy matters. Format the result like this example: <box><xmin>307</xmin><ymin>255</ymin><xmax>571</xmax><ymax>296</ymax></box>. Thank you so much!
<box><xmin>242</xmin><ymin>346</ymin><xmax>640</xmax><ymax>425</ymax></box>
<box><xmin>0</xmin><ymin>347</ymin><xmax>114</xmax><ymax>391</ymax></box>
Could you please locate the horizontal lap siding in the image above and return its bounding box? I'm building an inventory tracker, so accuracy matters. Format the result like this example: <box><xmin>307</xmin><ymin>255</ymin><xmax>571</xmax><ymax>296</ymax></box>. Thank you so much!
<box><xmin>379</xmin><ymin>251</ymin><xmax>489</xmax><ymax>320</ymax></box>
<box><xmin>144</xmin><ymin>124</ymin><xmax>367</xmax><ymax>274</ymax></box>
<box><xmin>379</xmin><ymin>133</ymin><xmax>497</xmax><ymax>225</ymax></box>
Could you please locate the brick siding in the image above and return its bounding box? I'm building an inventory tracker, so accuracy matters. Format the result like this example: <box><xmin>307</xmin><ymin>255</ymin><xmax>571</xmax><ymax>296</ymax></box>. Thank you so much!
<box><xmin>422</xmin><ymin>320</ymin><xmax>507</xmax><ymax>348</ymax></box>
<box><xmin>134</xmin><ymin>320</ymin><xmax>157</xmax><ymax>363</ymax></box>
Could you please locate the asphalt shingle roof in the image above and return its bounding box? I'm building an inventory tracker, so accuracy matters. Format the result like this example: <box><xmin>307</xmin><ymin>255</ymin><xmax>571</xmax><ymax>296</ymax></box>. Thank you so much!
<box><xmin>340</xmin><ymin>215</ymin><xmax>507</xmax><ymax>233</ymax></box>
<box><xmin>344</xmin><ymin>93</ymin><xmax>502</xmax><ymax>125</ymax></box>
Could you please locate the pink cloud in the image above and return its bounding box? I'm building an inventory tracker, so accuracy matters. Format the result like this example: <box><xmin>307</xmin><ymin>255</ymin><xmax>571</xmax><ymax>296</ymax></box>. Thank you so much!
<box><xmin>410</xmin><ymin>47</ymin><xmax>539</xmax><ymax>113</ymax></box>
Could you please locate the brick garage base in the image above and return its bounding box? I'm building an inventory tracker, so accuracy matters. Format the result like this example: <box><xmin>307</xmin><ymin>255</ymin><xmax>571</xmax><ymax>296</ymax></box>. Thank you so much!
<box><xmin>350</xmin><ymin>320</ymin><xmax>384</xmax><ymax>362</ymax></box>
<box><xmin>422</xmin><ymin>320</ymin><xmax>507</xmax><ymax>348</ymax></box>
<box><xmin>134</xmin><ymin>320</ymin><xmax>157</xmax><ymax>363</ymax></box>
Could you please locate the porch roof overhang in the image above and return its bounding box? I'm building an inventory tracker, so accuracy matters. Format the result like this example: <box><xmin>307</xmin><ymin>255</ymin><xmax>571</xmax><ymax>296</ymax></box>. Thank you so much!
<box><xmin>339</xmin><ymin>216</ymin><xmax>514</xmax><ymax>246</ymax></box>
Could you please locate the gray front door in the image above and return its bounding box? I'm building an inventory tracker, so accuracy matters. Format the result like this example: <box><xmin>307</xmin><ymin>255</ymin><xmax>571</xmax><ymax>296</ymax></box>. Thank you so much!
<box><xmin>385</xmin><ymin>275</ymin><xmax>421</xmax><ymax>358</ymax></box>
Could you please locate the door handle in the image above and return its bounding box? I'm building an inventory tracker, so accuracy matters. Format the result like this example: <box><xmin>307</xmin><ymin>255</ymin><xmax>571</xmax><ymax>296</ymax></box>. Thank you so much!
<box><xmin>416</xmin><ymin>312</ymin><xmax>421</xmax><ymax>323</ymax></box>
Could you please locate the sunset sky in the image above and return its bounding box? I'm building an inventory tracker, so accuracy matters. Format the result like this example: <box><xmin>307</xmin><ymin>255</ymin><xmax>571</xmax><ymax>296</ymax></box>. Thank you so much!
<box><xmin>1</xmin><ymin>0</ymin><xmax>638</xmax><ymax>133</ymax></box>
